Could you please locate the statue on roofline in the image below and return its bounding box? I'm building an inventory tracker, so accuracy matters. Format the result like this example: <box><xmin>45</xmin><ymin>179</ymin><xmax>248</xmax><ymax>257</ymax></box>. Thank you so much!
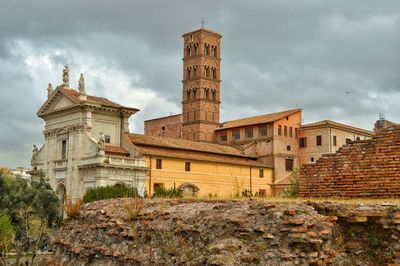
<box><xmin>62</xmin><ymin>64</ymin><xmax>69</xmax><ymax>87</ymax></box>
<box><xmin>31</xmin><ymin>144</ymin><xmax>39</xmax><ymax>165</ymax></box>
<box><xmin>78</xmin><ymin>73</ymin><xmax>86</xmax><ymax>95</ymax></box>
<box><xmin>96</xmin><ymin>132</ymin><xmax>105</xmax><ymax>155</ymax></box>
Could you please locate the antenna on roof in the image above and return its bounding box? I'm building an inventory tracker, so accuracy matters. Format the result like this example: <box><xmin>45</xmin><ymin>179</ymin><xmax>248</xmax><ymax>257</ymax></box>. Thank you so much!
<box><xmin>201</xmin><ymin>19</ymin><xmax>205</xmax><ymax>28</ymax></box>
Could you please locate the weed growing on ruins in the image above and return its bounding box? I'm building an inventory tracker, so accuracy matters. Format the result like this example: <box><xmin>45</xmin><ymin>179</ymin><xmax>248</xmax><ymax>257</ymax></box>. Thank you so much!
<box><xmin>284</xmin><ymin>169</ymin><xmax>299</xmax><ymax>198</ymax></box>
<box><xmin>124</xmin><ymin>198</ymin><xmax>144</xmax><ymax>220</ymax></box>
<box><xmin>83</xmin><ymin>184</ymin><xmax>139</xmax><ymax>203</ymax></box>
<box><xmin>64</xmin><ymin>197</ymin><xmax>83</xmax><ymax>218</ymax></box>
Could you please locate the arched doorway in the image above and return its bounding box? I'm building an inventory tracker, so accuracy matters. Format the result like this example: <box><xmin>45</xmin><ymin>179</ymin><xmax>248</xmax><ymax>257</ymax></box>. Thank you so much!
<box><xmin>179</xmin><ymin>183</ymin><xmax>200</xmax><ymax>197</ymax></box>
<box><xmin>56</xmin><ymin>184</ymin><xmax>66</xmax><ymax>220</ymax></box>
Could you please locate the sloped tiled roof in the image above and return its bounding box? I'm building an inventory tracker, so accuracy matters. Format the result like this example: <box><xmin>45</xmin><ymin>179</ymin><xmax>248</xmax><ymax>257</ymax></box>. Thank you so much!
<box><xmin>104</xmin><ymin>145</ymin><xmax>130</xmax><ymax>156</ymax></box>
<box><xmin>215</xmin><ymin>109</ymin><xmax>302</xmax><ymax>131</ymax></box>
<box><xmin>59</xmin><ymin>87</ymin><xmax>127</xmax><ymax>109</ymax></box>
<box><xmin>301</xmin><ymin>120</ymin><xmax>374</xmax><ymax>136</ymax></box>
<box><xmin>128</xmin><ymin>133</ymin><xmax>251</xmax><ymax>158</ymax></box>
<box><xmin>128</xmin><ymin>133</ymin><xmax>272</xmax><ymax>168</ymax></box>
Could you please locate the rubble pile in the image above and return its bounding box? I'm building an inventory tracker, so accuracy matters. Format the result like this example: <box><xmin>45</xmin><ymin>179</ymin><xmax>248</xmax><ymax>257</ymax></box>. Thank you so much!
<box><xmin>45</xmin><ymin>199</ymin><xmax>400</xmax><ymax>265</ymax></box>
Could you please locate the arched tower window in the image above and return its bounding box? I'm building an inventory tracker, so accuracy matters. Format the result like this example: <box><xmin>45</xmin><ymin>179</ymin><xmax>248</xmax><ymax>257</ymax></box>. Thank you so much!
<box><xmin>212</xmin><ymin>68</ymin><xmax>217</xmax><ymax>79</ymax></box>
<box><xmin>195</xmin><ymin>45</ymin><xmax>199</xmax><ymax>55</ymax></box>
<box><xmin>205</xmin><ymin>88</ymin><xmax>209</xmax><ymax>99</ymax></box>
<box><xmin>212</xmin><ymin>90</ymin><xmax>216</xmax><ymax>101</ymax></box>
<box><xmin>186</xmin><ymin>90</ymin><xmax>191</xmax><ymax>100</ymax></box>
<box><xmin>193</xmin><ymin>88</ymin><xmax>197</xmax><ymax>99</ymax></box>
<box><xmin>187</xmin><ymin>69</ymin><xmax>191</xmax><ymax>79</ymax></box>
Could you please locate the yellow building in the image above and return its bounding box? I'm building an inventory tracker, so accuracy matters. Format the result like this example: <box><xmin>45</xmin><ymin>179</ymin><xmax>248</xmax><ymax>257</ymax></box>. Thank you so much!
<box><xmin>128</xmin><ymin>134</ymin><xmax>273</xmax><ymax>197</ymax></box>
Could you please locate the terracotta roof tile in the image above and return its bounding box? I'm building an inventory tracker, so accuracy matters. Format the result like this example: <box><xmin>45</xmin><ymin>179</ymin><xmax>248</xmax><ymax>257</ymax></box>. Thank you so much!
<box><xmin>128</xmin><ymin>133</ymin><xmax>251</xmax><ymax>158</ymax></box>
<box><xmin>59</xmin><ymin>87</ymin><xmax>136</xmax><ymax>110</ymax></box>
<box><xmin>215</xmin><ymin>109</ymin><xmax>302</xmax><ymax>131</ymax></box>
<box><xmin>104</xmin><ymin>145</ymin><xmax>130</xmax><ymax>156</ymax></box>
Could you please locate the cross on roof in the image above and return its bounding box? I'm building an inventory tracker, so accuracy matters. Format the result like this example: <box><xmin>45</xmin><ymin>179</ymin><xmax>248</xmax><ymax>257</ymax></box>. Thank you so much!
<box><xmin>201</xmin><ymin>19</ymin><xmax>204</xmax><ymax>28</ymax></box>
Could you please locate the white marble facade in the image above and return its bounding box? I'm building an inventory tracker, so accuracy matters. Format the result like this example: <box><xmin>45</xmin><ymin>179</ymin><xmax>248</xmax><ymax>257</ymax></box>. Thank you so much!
<box><xmin>30</xmin><ymin>69</ymin><xmax>147</xmax><ymax>201</ymax></box>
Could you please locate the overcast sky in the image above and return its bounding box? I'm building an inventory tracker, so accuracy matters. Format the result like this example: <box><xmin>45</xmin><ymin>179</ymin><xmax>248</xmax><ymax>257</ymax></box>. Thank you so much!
<box><xmin>1</xmin><ymin>0</ymin><xmax>399</xmax><ymax>168</ymax></box>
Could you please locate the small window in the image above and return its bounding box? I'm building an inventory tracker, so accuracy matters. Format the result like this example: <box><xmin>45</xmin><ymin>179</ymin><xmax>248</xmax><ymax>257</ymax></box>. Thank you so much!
<box><xmin>156</xmin><ymin>159</ymin><xmax>162</xmax><ymax>169</ymax></box>
<box><xmin>278</xmin><ymin>125</ymin><xmax>282</xmax><ymax>136</ymax></box>
<box><xmin>61</xmin><ymin>140</ymin><xmax>67</xmax><ymax>160</ymax></box>
<box><xmin>260</xmin><ymin>126</ymin><xmax>268</xmax><ymax>137</ymax></box>
<box><xmin>346</xmin><ymin>138</ymin><xmax>352</xmax><ymax>144</ymax></box>
<box><xmin>185</xmin><ymin>162</ymin><xmax>191</xmax><ymax>172</ymax></box>
<box><xmin>220</xmin><ymin>135</ymin><xmax>227</xmax><ymax>142</ymax></box>
<box><xmin>299</xmin><ymin>137</ymin><xmax>307</xmax><ymax>148</ymax></box>
<box><xmin>311</xmin><ymin>157</ymin><xmax>314</xmax><ymax>162</ymax></box>
<box><xmin>284</xmin><ymin>126</ymin><xmax>287</xmax><ymax>136</ymax></box>
<box><xmin>232</xmin><ymin>130</ymin><xmax>240</xmax><ymax>141</ymax></box>
<box><xmin>286</xmin><ymin>145</ymin><xmax>291</xmax><ymax>151</ymax></box>
<box><xmin>245</xmin><ymin>128</ymin><xmax>253</xmax><ymax>139</ymax></box>
<box><xmin>286</xmin><ymin>116</ymin><xmax>289</xmax><ymax>121</ymax></box>
<box><xmin>259</xmin><ymin>169</ymin><xmax>264</xmax><ymax>178</ymax></box>
<box><xmin>258</xmin><ymin>189</ymin><xmax>266</xmax><ymax>197</ymax></box>
<box><xmin>104</xmin><ymin>135</ymin><xmax>111</xmax><ymax>144</ymax></box>
<box><xmin>285</xmin><ymin>158</ymin><xmax>294</xmax><ymax>171</ymax></box>
<box><xmin>289</xmin><ymin>127</ymin><xmax>293</xmax><ymax>138</ymax></box>
<box><xmin>333</xmin><ymin>135</ymin><xmax>337</xmax><ymax>146</ymax></box>
<box><xmin>295</xmin><ymin>128</ymin><xmax>298</xmax><ymax>139</ymax></box>
<box><xmin>316</xmin><ymin>135</ymin><xmax>322</xmax><ymax>146</ymax></box>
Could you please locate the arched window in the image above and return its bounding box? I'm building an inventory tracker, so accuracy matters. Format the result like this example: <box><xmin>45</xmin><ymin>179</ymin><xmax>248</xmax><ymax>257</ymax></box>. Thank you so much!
<box><xmin>187</xmin><ymin>69</ymin><xmax>191</xmax><ymax>79</ymax></box>
<box><xmin>194</xmin><ymin>67</ymin><xmax>197</xmax><ymax>77</ymax></box>
<box><xmin>212</xmin><ymin>68</ymin><xmax>217</xmax><ymax>79</ymax></box>
<box><xmin>205</xmin><ymin>89</ymin><xmax>209</xmax><ymax>99</ymax></box>
<box><xmin>186</xmin><ymin>90</ymin><xmax>191</xmax><ymax>100</ymax></box>
<box><xmin>193</xmin><ymin>88</ymin><xmax>197</xmax><ymax>99</ymax></box>
<box><xmin>212</xmin><ymin>90</ymin><xmax>216</xmax><ymax>101</ymax></box>
<box><xmin>195</xmin><ymin>45</ymin><xmax>199</xmax><ymax>55</ymax></box>
<box><xmin>213</xmin><ymin>47</ymin><xmax>218</xmax><ymax>57</ymax></box>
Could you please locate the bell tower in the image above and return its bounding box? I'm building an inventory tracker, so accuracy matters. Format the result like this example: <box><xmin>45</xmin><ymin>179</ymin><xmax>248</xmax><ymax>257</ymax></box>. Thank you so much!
<box><xmin>181</xmin><ymin>27</ymin><xmax>222</xmax><ymax>142</ymax></box>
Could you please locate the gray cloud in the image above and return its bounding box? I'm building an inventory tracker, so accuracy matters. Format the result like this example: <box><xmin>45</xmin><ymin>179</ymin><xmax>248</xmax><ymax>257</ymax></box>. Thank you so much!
<box><xmin>1</xmin><ymin>0</ymin><xmax>400</xmax><ymax>168</ymax></box>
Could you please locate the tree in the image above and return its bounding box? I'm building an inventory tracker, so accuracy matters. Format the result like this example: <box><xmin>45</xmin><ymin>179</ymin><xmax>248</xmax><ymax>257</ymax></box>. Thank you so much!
<box><xmin>0</xmin><ymin>211</ymin><xmax>14</xmax><ymax>259</ymax></box>
<box><xmin>0</xmin><ymin>174</ymin><xmax>59</xmax><ymax>265</ymax></box>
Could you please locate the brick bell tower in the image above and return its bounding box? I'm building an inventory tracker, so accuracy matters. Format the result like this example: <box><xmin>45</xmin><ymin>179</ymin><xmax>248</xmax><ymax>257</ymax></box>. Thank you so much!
<box><xmin>181</xmin><ymin>27</ymin><xmax>222</xmax><ymax>142</ymax></box>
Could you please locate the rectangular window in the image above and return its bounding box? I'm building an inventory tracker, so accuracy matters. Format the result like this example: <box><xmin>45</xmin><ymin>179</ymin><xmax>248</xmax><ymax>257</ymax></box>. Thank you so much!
<box><xmin>259</xmin><ymin>125</ymin><xmax>268</xmax><ymax>137</ymax></box>
<box><xmin>284</xmin><ymin>126</ymin><xmax>287</xmax><ymax>136</ymax></box>
<box><xmin>285</xmin><ymin>158</ymin><xmax>294</xmax><ymax>172</ymax></box>
<box><xmin>278</xmin><ymin>125</ymin><xmax>282</xmax><ymax>136</ymax></box>
<box><xmin>156</xmin><ymin>159</ymin><xmax>162</xmax><ymax>169</ymax></box>
<box><xmin>245</xmin><ymin>128</ymin><xmax>253</xmax><ymax>139</ymax></box>
<box><xmin>333</xmin><ymin>135</ymin><xmax>337</xmax><ymax>146</ymax></box>
<box><xmin>259</xmin><ymin>169</ymin><xmax>264</xmax><ymax>178</ymax></box>
<box><xmin>316</xmin><ymin>135</ymin><xmax>322</xmax><ymax>146</ymax></box>
<box><xmin>61</xmin><ymin>140</ymin><xmax>67</xmax><ymax>160</ymax></box>
<box><xmin>185</xmin><ymin>162</ymin><xmax>191</xmax><ymax>172</ymax></box>
<box><xmin>220</xmin><ymin>135</ymin><xmax>227</xmax><ymax>142</ymax></box>
<box><xmin>299</xmin><ymin>137</ymin><xmax>307</xmax><ymax>148</ymax></box>
<box><xmin>232</xmin><ymin>130</ymin><xmax>240</xmax><ymax>141</ymax></box>
<box><xmin>104</xmin><ymin>135</ymin><xmax>111</xmax><ymax>144</ymax></box>
<box><xmin>258</xmin><ymin>189</ymin><xmax>266</xmax><ymax>197</ymax></box>
<box><xmin>289</xmin><ymin>127</ymin><xmax>293</xmax><ymax>138</ymax></box>
<box><xmin>295</xmin><ymin>128</ymin><xmax>298</xmax><ymax>139</ymax></box>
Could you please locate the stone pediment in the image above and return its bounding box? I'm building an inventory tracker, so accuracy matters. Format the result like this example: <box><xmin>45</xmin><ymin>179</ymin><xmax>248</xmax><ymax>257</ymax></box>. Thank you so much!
<box><xmin>37</xmin><ymin>87</ymin><xmax>79</xmax><ymax>117</ymax></box>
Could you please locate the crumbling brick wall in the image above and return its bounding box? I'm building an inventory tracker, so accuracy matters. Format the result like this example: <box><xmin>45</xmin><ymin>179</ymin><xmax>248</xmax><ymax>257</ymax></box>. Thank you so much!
<box><xmin>299</xmin><ymin>126</ymin><xmax>400</xmax><ymax>198</ymax></box>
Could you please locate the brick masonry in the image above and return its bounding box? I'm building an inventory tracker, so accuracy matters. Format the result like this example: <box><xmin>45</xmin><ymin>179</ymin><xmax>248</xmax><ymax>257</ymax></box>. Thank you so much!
<box><xmin>299</xmin><ymin>125</ymin><xmax>400</xmax><ymax>198</ymax></box>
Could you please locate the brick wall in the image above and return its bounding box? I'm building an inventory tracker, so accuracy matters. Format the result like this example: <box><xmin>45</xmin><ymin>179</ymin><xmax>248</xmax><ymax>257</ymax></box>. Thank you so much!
<box><xmin>299</xmin><ymin>126</ymin><xmax>400</xmax><ymax>198</ymax></box>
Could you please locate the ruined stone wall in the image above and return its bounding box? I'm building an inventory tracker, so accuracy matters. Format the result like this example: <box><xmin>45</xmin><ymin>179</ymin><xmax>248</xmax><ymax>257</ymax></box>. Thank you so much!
<box><xmin>46</xmin><ymin>199</ymin><xmax>400</xmax><ymax>265</ymax></box>
<box><xmin>299</xmin><ymin>126</ymin><xmax>400</xmax><ymax>198</ymax></box>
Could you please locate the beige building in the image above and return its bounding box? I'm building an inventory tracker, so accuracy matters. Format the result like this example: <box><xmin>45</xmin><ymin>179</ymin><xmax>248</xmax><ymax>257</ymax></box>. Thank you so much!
<box><xmin>299</xmin><ymin>120</ymin><xmax>374</xmax><ymax>165</ymax></box>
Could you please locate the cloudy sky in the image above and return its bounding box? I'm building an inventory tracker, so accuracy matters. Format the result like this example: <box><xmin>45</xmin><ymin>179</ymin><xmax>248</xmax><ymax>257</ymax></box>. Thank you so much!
<box><xmin>1</xmin><ymin>0</ymin><xmax>399</xmax><ymax>168</ymax></box>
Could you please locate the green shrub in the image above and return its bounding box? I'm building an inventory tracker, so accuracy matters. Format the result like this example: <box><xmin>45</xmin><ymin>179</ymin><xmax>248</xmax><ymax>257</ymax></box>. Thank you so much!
<box><xmin>152</xmin><ymin>187</ymin><xmax>182</xmax><ymax>198</ymax></box>
<box><xmin>83</xmin><ymin>185</ymin><xmax>139</xmax><ymax>203</ymax></box>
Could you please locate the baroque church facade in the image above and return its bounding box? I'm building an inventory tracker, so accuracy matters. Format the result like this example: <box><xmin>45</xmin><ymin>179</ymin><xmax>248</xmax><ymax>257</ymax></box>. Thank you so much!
<box><xmin>31</xmin><ymin>26</ymin><xmax>374</xmax><ymax>200</ymax></box>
